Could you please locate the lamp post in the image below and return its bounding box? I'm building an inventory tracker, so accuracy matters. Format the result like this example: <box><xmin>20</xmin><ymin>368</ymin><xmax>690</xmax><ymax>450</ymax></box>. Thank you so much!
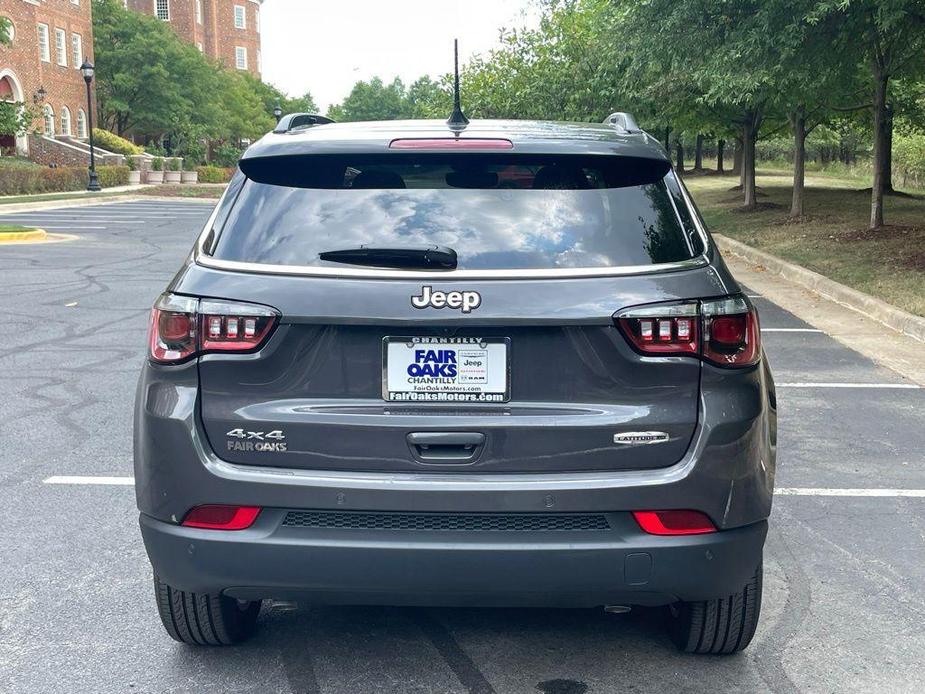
<box><xmin>273</xmin><ymin>103</ymin><xmax>283</xmax><ymax>123</ymax></box>
<box><xmin>80</xmin><ymin>59</ymin><xmax>101</xmax><ymax>192</ymax></box>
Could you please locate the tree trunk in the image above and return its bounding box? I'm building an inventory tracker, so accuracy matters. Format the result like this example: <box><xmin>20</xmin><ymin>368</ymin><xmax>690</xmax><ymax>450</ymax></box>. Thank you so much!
<box><xmin>870</xmin><ymin>67</ymin><xmax>889</xmax><ymax>229</ymax></box>
<box><xmin>664</xmin><ymin>125</ymin><xmax>671</xmax><ymax>150</ymax></box>
<box><xmin>742</xmin><ymin>117</ymin><xmax>757</xmax><ymax>209</ymax></box>
<box><xmin>694</xmin><ymin>133</ymin><xmax>704</xmax><ymax>170</ymax></box>
<box><xmin>733</xmin><ymin>138</ymin><xmax>743</xmax><ymax>179</ymax></box>
<box><xmin>717</xmin><ymin>139</ymin><xmax>725</xmax><ymax>173</ymax></box>
<box><xmin>790</xmin><ymin>108</ymin><xmax>806</xmax><ymax>219</ymax></box>
<box><xmin>675</xmin><ymin>138</ymin><xmax>684</xmax><ymax>173</ymax></box>
<box><xmin>882</xmin><ymin>103</ymin><xmax>894</xmax><ymax>193</ymax></box>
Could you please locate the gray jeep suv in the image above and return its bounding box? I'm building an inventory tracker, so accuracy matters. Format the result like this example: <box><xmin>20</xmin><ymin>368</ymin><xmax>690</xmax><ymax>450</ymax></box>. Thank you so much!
<box><xmin>135</xmin><ymin>114</ymin><xmax>776</xmax><ymax>654</ymax></box>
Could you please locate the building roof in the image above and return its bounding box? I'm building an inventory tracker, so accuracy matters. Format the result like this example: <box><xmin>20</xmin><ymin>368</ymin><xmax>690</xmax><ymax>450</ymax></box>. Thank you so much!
<box><xmin>241</xmin><ymin>119</ymin><xmax>669</xmax><ymax>161</ymax></box>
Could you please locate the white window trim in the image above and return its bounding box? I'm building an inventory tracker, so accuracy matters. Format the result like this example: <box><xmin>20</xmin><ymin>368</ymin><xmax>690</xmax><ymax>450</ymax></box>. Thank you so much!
<box><xmin>55</xmin><ymin>28</ymin><xmax>67</xmax><ymax>67</ymax></box>
<box><xmin>154</xmin><ymin>0</ymin><xmax>170</xmax><ymax>21</ymax></box>
<box><xmin>76</xmin><ymin>108</ymin><xmax>87</xmax><ymax>139</ymax></box>
<box><xmin>255</xmin><ymin>8</ymin><xmax>260</xmax><ymax>33</ymax></box>
<box><xmin>60</xmin><ymin>107</ymin><xmax>71</xmax><ymax>136</ymax></box>
<box><xmin>196</xmin><ymin>0</ymin><xmax>202</xmax><ymax>24</ymax></box>
<box><xmin>37</xmin><ymin>24</ymin><xmax>50</xmax><ymax>62</ymax></box>
<box><xmin>235</xmin><ymin>46</ymin><xmax>247</xmax><ymax>70</ymax></box>
<box><xmin>43</xmin><ymin>105</ymin><xmax>55</xmax><ymax>136</ymax></box>
<box><xmin>234</xmin><ymin>5</ymin><xmax>246</xmax><ymax>29</ymax></box>
<box><xmin>72</xmin><ymin>33</ymin><xmax>82</xmax><ymax>68</ymax></box>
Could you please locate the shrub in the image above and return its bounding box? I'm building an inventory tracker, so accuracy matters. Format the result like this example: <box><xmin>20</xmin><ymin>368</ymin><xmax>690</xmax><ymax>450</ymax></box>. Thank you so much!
<box><xmin>152</xmin><ymin>157</ymin><xmax>164</xmax><ymax>171</ymax></box>
<box><xmin>0</xmin><ymin>164</ymin><xmax>85</xmax><ymax>195</ymax></box>
<box><xmin>168</xmin><ymin>157</ymin><xmax>182</xmax><ymax>172</ymax></box>
<box><xmin>196</xmin><ymin>165</ymin><xmax>234</xmax><ymax>183</ymax></box>
<box><xmin>126</xmin><ymin>156</ymin><xmax>138</xmax><ymax>171</ymax></box>
<box><xmin>893</xmin><ymin>133</ymin><xmax>925</xmax><ymax>188</ymax></box>
<box><xmin>213</xmin><ymin>142</ymin><xmax>244</xmax><ymax>167</ymax></box>
<box><xmin>97</xmin><ymin>165</ymin><xmax>130</xmax><ymax>188</ymax></box>
<box><xmin>92</xmin><ymin>129</ymin><xmax>143</xmax><ymax>156</ymax></box>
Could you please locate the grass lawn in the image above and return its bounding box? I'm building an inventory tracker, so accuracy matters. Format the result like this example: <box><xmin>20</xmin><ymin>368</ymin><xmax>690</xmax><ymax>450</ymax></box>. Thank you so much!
<box><xmin>140</xmin><ymin>185</ymin><xmax>225</xmax><ymax>199</ymax></box>
<box><xmin>0</xmin><ymin>191</ymin><xmax>129</xmax><ymax>205</ymax></box>
<box><xmin>685</xmin><ymin>168</ymin><xmax>925</xmax><ymax>317</ymax></box>
<box><xmin>0</xmin><ymin>224</ymin><xmax>38</xmax><ymax>233</ymax></box>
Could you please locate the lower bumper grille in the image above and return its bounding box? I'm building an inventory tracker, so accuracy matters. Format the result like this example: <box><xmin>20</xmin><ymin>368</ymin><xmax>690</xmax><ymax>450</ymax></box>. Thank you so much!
<box><xmin>281</xmin><ymin>510</ymin><xmax>611</xmax><ymax>532</ymax></box>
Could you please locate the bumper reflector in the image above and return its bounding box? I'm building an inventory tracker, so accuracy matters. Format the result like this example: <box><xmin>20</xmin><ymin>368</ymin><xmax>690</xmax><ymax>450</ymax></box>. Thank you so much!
<box><xmin>632</xmin><ymin>510</ymin><xmax>716</xmax><ymax>535</ymax></box>
<box><xmin>181</xmin><ymin>505</ymin><xmax>261</xmax><ymax>530</ymax></box>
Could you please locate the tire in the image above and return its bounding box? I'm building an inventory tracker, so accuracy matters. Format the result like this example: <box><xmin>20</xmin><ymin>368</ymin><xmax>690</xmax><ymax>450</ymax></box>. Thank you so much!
<box><xmin>153</xmin><ymin>574</ymin><xmax>261</xmax><ymax>646</ymax></box>
<box><xmin>667</xmin><ymin>563</ymin><xmax>762</xmax><ymax>654</ymax></box>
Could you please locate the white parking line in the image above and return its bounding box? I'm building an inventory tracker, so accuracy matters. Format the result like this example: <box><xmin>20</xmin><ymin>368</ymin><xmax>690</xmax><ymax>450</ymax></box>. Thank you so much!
<box><xmin>31</xmin><ymin>225</ymin><xmax>108</xmax><ymax>230</ymax></box>
<box><xmin>777</xmin><ymin>488</ymin><xmax>925</xmax><ymax>497</ymax></box>
<box><xmin>776</xmin><ymin>382</ymin><xmax>921</xmax><ymax>389</ymax></box>
<box><xmin>42</xmin><ymin>476</ymin><xmax>925</xmax><ymax>498</ymax></box>
<box><xmin>44</xmin><ymin>476</ymin><xmax>134</xmax><ymax>485</ymax></box>
<box><xmin>761</xmin><ymin>328</ymin><xmax>823</xmax><ymax>333</ymax></box>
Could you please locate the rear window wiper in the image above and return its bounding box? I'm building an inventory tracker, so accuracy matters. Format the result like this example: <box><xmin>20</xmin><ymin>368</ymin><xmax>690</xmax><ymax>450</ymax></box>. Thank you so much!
<box><xmin>318</xmin><ymin>245</ymin><xmax>458</xmax><ymax>270</ymax></box>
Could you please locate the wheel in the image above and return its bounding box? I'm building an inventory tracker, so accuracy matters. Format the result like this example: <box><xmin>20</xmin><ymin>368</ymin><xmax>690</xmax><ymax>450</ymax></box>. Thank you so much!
<box><xmin>667</xmin><ymin>563</ymin><xmax>762</xmax><ymax>654</ymax></box>
<box><xmin>153</xmin><ymin>574</ymin><xmax>261</xmax><ymax>646</ymax></box>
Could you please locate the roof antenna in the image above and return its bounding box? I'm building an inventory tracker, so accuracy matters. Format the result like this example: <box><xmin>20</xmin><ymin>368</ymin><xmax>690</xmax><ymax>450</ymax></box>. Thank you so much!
<box><xmin>446</xmin><ymin>39</ymin><xmax>469</xmax><ymax>133</ymax></box>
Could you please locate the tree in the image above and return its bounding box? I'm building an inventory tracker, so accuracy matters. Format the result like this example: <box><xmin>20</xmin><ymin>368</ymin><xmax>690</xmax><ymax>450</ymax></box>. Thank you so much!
<box><xmin>812</xmin><ymin>0</ymin><xmax>925</xmax><ymax>228</ymax></box>
<box><xmin>327</xmin><ymin>77</ymin><xmax>412</xmax><ymax>121</ymax></box>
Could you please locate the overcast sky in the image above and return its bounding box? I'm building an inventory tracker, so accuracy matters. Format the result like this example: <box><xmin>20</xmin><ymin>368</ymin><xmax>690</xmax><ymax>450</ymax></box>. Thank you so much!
<box><xmin>261</xmin><ymin>0</ymin><xmax>538</xmax><ymax>112</ymax></box>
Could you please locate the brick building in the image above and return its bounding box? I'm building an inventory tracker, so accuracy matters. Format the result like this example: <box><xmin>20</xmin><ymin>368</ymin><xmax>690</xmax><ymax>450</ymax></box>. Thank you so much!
<box><xmin>0</xmin><ymin>0</ymin><xmax>95</xmax><ymax>155</ymax></box>
<box><xmin>126</xmin><ymin>0</ymin><xmax>263</xmax><ymax>77</ymax></box>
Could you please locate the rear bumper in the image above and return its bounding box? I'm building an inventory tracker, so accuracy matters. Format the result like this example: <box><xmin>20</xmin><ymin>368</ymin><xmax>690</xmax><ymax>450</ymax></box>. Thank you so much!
<box><xmin>140</xmin><ymin>511</ymin><xmax>767</xmax><ymax>607</ymax></box>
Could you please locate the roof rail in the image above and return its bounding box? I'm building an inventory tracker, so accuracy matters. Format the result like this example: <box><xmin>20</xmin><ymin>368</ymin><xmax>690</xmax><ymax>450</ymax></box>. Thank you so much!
<box><xmin>273</xmin><ymin>113</ymin><xmax>335</xmax><ymax>134</ymax></box>
<box><xmin>603</xmin><ymin>112</ymin><xmax>642</xmax><ymax>133</ymax></box>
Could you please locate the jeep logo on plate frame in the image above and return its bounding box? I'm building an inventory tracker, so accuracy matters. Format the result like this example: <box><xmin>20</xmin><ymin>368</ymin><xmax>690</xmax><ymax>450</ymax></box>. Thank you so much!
<box><xmin>411</xmin><ymin>286</ymin><xmax>481</xmax><ymax>313</ymax></box>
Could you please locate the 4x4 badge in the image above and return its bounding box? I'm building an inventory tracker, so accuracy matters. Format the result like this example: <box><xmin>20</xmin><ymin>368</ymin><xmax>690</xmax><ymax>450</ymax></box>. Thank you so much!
<box><xmin>411</xmin><ymin>286</ymin><xmax>481</xmax><ymax>313</ymax></box>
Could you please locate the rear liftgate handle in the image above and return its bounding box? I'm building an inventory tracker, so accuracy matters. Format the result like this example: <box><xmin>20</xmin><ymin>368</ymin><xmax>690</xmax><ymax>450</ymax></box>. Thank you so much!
<box><xmin>406</xmin><ymin>432</ymin><xmax>486</xmax><ymax>463</ymax></box>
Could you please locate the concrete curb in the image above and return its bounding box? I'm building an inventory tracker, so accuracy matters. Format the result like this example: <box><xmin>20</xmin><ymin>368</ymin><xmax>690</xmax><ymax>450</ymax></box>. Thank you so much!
<box><xmin>0</xmin><ymin>228</ymin><xmax>47</xmax><ymax>242</ymax></box>
<box><xmin>715</xmin><ymin>234</ymin><xmax>925</xmax><ymax>343</ymax></box>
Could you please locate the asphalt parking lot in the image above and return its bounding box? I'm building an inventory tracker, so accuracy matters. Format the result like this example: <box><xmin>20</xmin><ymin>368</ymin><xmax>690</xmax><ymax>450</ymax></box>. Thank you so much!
<box><xmin>1</xmin><ymin>200</ymin><xmax>923</xmax><ymax>694</ymax></box>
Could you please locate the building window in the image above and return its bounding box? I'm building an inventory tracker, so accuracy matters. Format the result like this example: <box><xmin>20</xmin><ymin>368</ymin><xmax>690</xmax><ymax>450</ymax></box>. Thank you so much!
<box><xmin>155</xmin><ymin>0</ymin><xmax>170</xmax><ymax>21</ymax></box>
<box><xmin>196</xmin><ymin>0</ymin><xmax>202</xmax><ymax>24</ymax></box>
<box><xmin>235</xmin><ymin>46</ymin><xmax>247</xmax><ymax>70</ymax></box>
<box><xmin>76</xmin><ymin>109</ymin><xmax>87</xmax><ymax>138</ymax></box>
<box><xmin>2</xmin><ymin>19</ymin><xmax>14</xmax><ymax>43</ymax></box>
<box><xmin>71</xmin><ymin>0</ymin><xmax>80</xmax><ymax>6</ymax></box>
<box><xmin>37</xmin><ymin>24</ymin><xmax>50</xmax><ymax>62</ymax></box>
<box><xmin>255</xmin><ymin>8</ymin><xmax>260</xmax><ymax>33</ymax></box>
<box><xmin>61</xmin><ymin>107</ymin><xmax>71</xmax><ymax>136</ymax></box>
<box><xmin>196</xmin><ymin>42</ymin><xmax>203</xmax><ymax>52</ymax></box>
<box><xmin>72</xmin><ymin>33</ymin><xmax>83</xmax><ymax>68</ymax></box>
<box><xmin>234</xmin><ymin>5</ymin><xmax>246</xmax><ymax>29</ymax></box>
<box><xmin>43</xmin><ymin>105</ymin><xmax>55</xmax><ymax>136</ymax></box>
<box><xmin>55</xmin><ymin>28</ymin><xmax>68</xmax><ymax>66</ymax></box>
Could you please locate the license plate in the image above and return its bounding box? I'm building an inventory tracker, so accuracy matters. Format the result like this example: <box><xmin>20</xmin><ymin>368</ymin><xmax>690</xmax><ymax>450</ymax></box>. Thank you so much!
<box><xmin>383</xmin><ymin>337</ymin><xmax>510</xmax><ymax>402</ymax></box>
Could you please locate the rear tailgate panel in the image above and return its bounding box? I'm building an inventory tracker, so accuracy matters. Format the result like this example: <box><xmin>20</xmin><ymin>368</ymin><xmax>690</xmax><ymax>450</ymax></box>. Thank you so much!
<box><xmin>178</xmin><ymin>262</ymin><xmax>735</xmax><ymax>474</ymax></box>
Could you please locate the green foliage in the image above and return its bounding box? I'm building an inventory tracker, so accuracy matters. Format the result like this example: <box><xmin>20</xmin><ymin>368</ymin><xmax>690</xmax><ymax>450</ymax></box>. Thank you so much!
<box><xmin>92</xmin><ymin>0</ymin><xmax>317</xmax><ymax>145</ymax></box>
<box><xmin>0</xmin><ymin>163</ymin><xmax>86</xmax><ymax>195</ymax></box>
<box><xmin>125</xmin><ymin>156</ymin><xmax>138</xmax><ymax>171</ymax></box>
<box><xmin>0</xmin><ymin>102</ymin><xmax>35</xmax><ymax>138</ymax></box>
<box><xmin>195</xmin><ymin>165</ymin><xmax>235</xmax><ymax>183</ymax></box>
<box><xmin>0</xmin><ymin>16</ymin><xmax>11</xmax><ymax>46</ymax></box>
<box><xmin>327</xmin><ymin>77</ymin><xmax>414</xmax><ymax>122</ymax></box>
<box><xmin>893</xmin><ymin>133</ymin><xmax>925</xmax><ymax>187</ymax></box>
<box><xmin>97</xmin><ymin>165</ymin><xmax>130</xmax><ymax>187</ymax></box>
<box><xmin>151</xmin><ymin>157</ymin><xmax>163</xmax><ymax>172</ymax></box>
<box><xmin>212</xmin><ymin>143</ymin><xmax>244</xmax><ymax>167</ymax></box>
<box><xmin>167</xmin><ymin>158</ymin><xmax>182</xmax><ymax>172</ymax></box>
<box><xmin>91</xmin><ymin>128</ymin><xmax>143</xmax><ymax>155</ymax></box>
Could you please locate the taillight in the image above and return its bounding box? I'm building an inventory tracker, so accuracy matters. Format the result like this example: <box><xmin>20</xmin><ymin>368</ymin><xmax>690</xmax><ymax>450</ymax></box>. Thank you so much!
<box><xmin>632</xmin><ymin>510</ymin><xmax>716</xmax><ymax>535</ymax></box>
<box><xmin>181</xmin><ymin>505</ymin><xmax>261</xmax><ymax>530</ymax></box>
<box><xmin>701</xmin><ymin>297</ymin><xmax>760</xmax><ymax>367</ymax></box>
<box><xmin>615</xmin><ymin>295</ymin><xmax>760</xmax><ymax>368</ymax></box>
<box><xmin>147</xmin><ymin>293</ymin><xmax>279</xmax><ymax>364</ymax></box>
<box><xmin>616</xmin><ymin>302</ymin><xmax>699</xmax><ymax>355</ymax></box>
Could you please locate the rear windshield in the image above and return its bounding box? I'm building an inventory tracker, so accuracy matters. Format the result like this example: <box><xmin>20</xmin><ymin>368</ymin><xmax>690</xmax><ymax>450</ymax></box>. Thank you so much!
<box><xmin>210</xmin><ymin>154</ymin><xmax>704</xmax><ymax>270</ymax></box>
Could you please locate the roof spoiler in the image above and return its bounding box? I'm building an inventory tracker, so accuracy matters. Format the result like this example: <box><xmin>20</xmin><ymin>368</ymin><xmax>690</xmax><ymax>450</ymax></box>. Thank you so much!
<box><xmin>273</xmin><ymin>113</ymin><xmax>335</xmax><ymax>134</ymax></box>
<box><xmin>603</xmin><ymin>112</ymin><xmax>642</xmax><ymax>133</ymax></box>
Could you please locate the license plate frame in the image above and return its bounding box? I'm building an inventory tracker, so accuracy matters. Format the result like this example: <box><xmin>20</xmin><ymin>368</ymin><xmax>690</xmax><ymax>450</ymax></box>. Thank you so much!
<box><xmin>382</xmin><ymin>336</ymin><xmax>511</xmax><ymax>403</ymax></box>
